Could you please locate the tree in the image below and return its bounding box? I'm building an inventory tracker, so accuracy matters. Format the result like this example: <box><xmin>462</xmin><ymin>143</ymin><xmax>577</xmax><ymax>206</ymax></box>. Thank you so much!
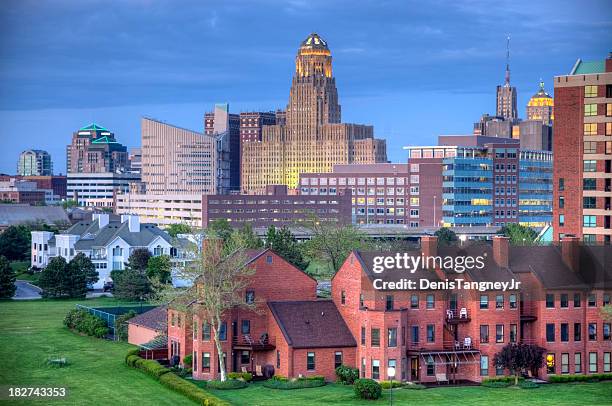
<box><xmin>499</xmin><ymin>223</ymin><xmax>538</xmax><ymax>245</ymax></box>
<box><xmin>112</xmin><ymin>268</ymin><xmax>151</xmax><ymax>301</ymax></box>
<box><xmin>493</xmin><ymin>343</ymin><xmax>546</xmax><ymax>385</ymax></box>
<box><xmin>206</xmin><ymin>219</ymin><xmax>233</xmax><ymax>242</ymax></box>
<box><xmin>0</xmin><ymin>256</ymin><xmax>16</xmax><ymax>299</ymax></box>
<box><xmin>166</xmin><ymin>223</ymin><xmax>192</xmax><ymax>238</ymax></box>
<box><xmin>264</xmin><ymin>226</ymin><xmax>307</xmax><ymax>270</ymax></box>
<box><xmin>114</xmin><ymin>310</ymin><xmax>137</xmax><ymax>341</ymax></box>
<box><xmin>147</xmin><ymin>255</ymin><xmax>172</xmax><ymax>284</ymax></box>
<box><xmin>65</xmin><ymin>253</ymin><xmax>98</xmax><ymax>298</ymax></box>
<box><xmin>38</xmin><ymin>256</ymin><xmax>68</xmax><ymax>298</ymax></box>
<box><xmin>230</xmin><ymin>224</ymin><xmax>263</xmax><ymax>250</ymax></box>
<box><xmin>434</xmin><ymin>227</ymin><xmax>458</xmax><ymax>246</ymax></box>
<box><xmin>128</xmin><ymin>248</ymin><xmax>152</xmax><ymax>271</ymax></box>
<box><xmin>0</xmin><ymin>225</ymin><xmax>31</xmax><ymax>261</ymax></box>
<box><xmin>602</xmin><ymin>305</ymin><xmax>612</xmax><ymax>321</ymax></box>
<box><xmin>158</xmin><ymin>231</ymin><xmax>255</xmax><ymax>382</ymax></box>
<box><xmin>301</xmin><ymin>218</ymin><xmax>371</xmax><ymax>274</ymax></box>
<box><xmin>61</xmin><ymin>199</ymin><xmax>78</xmax><ymax>209</ymax></box>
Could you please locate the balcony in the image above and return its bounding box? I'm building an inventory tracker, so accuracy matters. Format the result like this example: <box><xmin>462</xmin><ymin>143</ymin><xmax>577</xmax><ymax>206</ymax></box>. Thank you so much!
<box><xmin>232</xmin><ymin>334</ymin><xmax>275</xmax><ymax>351</ymax></box>
<box><xmin>446</xmin><ymin>308</ymin><xmax>471</xmax><ymax>323</ymax></box>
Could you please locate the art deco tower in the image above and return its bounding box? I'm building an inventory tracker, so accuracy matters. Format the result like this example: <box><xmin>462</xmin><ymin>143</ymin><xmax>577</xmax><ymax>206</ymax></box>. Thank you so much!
<box><xmin>241</xmin><ymin>33</ymin><xmax>387</xmax><ymax>193</ymax></box>
<box><xmin>496</xmin><ymin>35</ymin><xmax>518</xmax><ymax>121</ymax></box>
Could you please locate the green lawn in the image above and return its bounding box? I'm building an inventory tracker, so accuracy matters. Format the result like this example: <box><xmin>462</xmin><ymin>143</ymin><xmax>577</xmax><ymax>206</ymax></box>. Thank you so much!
<box><xmin>207</xmin><ymin>381</ymin><xmax>612</xmax><ymax>406</ymax></box>
<box><xmin>1</xmin><ymin>298</ymin><xmax>611</xmax><ymax>406</ymax></box>
<box><xmin>0</xmin><ymin>298</ymin><xmax>195</xmax><ymax>405</ymax></box>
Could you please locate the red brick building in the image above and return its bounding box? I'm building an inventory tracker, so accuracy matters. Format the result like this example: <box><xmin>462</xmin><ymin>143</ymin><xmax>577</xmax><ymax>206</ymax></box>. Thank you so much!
<box><xmin>170</xmin><ymin>239</ymin><xmax>611</xmax><ymax>383</ymax></box>
<box><xmin>553</xmin><ymin>55</ymin><xmax>612</xmax><ymax>243</ymax></box>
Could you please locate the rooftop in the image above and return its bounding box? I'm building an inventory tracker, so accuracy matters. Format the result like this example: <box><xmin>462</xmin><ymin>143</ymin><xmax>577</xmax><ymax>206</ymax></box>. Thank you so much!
<box><xmin>80</xmin><ymin>123</ymin><xmax>109</xmax><ymax>132</ymax></box>
<box><xmin>127</xmin><ymin>306</ymin><xmax>167</xmax><ymax>332</ymax></box>
<box><xmin>570</xmin><ymin>59</ymin><xmax>606</xmax><ymax>75</ymax></box>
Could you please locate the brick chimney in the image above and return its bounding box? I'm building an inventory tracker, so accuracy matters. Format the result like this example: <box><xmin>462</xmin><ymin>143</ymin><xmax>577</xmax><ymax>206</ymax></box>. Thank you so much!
<box><xmin>561</xmin><ymin>236</ymin><xmax>580</xmax><ymax>272</ymax></box>
<box><xmin>421</xmin><ymin>235</ymin><xmax>438</xmax><ymax>259</ymax></box>
<box><xmin>492</xmin><ymin>236</ymin><xmax>509</xmax><ymax>268</ymax></box>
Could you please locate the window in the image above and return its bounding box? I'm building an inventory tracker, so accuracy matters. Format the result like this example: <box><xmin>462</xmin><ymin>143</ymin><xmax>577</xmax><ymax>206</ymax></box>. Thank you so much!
<box><xmin>340</xmin><ymin>290</ymin><xmax>346</xmax><ymax>305</ymax></box>
<box><xmin>193</xmin><ymin>351</ymin><xmax>197</xmax><ymax>371</ymax></box>
<box><xmin>584</xmin><ymin>123</ymin><xmax>598</xmax><ymax>135</ymax></box>
<box><xmin>241</xmin><ymin>350</ymin><xmax>250</xmax><ymax>364</ymax></box>
<box><xmin>495</xmin><ymin>295</ymin><xmax>504</xmax><ymax>309</ymax></box>
<box><xmin>219</xmin><ymin>322</ymin><xmax>227</xmax><ymax>341</ymax></box>
<box><xmin>560</xmin><ymin>294</ymin><xmax>568</xmax><ymax>308</ymax></box>
<box><xmin>588</xmin><ymin>323</ymin><xmax>597</xmax><ymax>341</ymax></box>
<box><xmin>427</xmin><ymin>324</ymin><xmax>435</xmax><ymax>343</ymax></box>
<box><xmin>496</xmin><ymin>324</ymin><xmax>504</xmax><ymax>343</ymax></box>
<box><xmin>605</xmin><ymin>352</ymin><xmax>611</xmax><ymax>373</ymax></box>
<box><xmin>584</xmin><ymin>104</ymin><xmax>598</xmax><ymax>117</ymax></box>
<box><xmin>426</xmin><ymin>355</ymin><xmax>435</xmax><ymax>376</ymax></box>
<box><xmin>359</xmin><ymin>294</ymin><xmax>364</xmax><ymax>308</ymax></box>
<box><xmin>334</xmin><ymin>352</ymin><xmax>343</xmax><ymax>369</ymax></box>
<box><xmin>561</xmin><ymin>323</ymin><xmax>569</xmax><ymax>342</ymax></box>
<box><xmin>589</xmin><ymin>352</ymin><xmax>597</xmax><ymax>373</ymax></box>
<box><xmin>604</xmin><ymin>323</ymin><xmax>611</xmax><ymax>341</ymax></box>
<box><xmin>583</xmin><ymin>178</ymin><xmax>597</xmax><ymax>190</ymax></box>
<box><xmin>575</xmin><ymin>323</ymin><xmax>582</xmax><ymax>342</ymax></box>
<box><xmin>193</xmin><ymin>320</ymin><xmax>198</xmax><ymax>340</ymax></box>
<box><xmin>153</xmin><ymin>245</ymin><xmax>163</xmax><ymax>256</ymax></box>
<box><xmin>546</xmin><ymin>294</ymin><xmax>555</xmax><ymax>308</ymax></box>
<box><xmin>584</xmin><ymin>215</ymin><xmax>596</xmax><ymax>228</ymax></box>
<box><xmin>604</xmin><ymin>294</ymin><xmax>611</xmax><ymax>306</ymax></box>
<box><xmin>245</xmin><ymin>290</ymin><xmax>255</xmax><ymax>304</ymax></box>
<box><xmin>509</xmin><ymin>294</ymin><xmax>517</xmax><ymax>309</ymax></box>
<box><xmin>559</xmin><ymin>196</ymin><xmax>565</xmax><ymax>208</ymax></box>
<box><xmin>266</xmin><ymin>255</ymin><xmax>273</xmax><ymax>264</ymax></box>
<box><xmin>388</xmin><ymin>359</ymin><xmax>396</xmax><ymax>379</ymax></box>
<box><xmin>561</xmin><ymin>353</ymin><xmax>569</xmax><ymax>374</ymax></box>
<box><xmin>202</xmin><ymin>322</ymin><xmax>211</xmax><ymax>341</ymax></box>
<box><xmin>361</xmin><ymin>358</ymin><xmax>366</xmax><ymax>378</ymax></box>
<box><xmin>410</xmin><ymin>295</ymin><xmax>419</xmax><ymax>308</ymax></box>
<box><xmin>480</xmin><ymin>325</ymin><xmax>489</xmax><ymax>343</ymax></box>
<box><xmin>546</xmin><ymin>323</ymin><xmax>555</xmax><ymax>342</ymax></box>
<box><xmin>559</xmin><ymin>178</ymin><xmax>565</xmax><ymax>191</ymax></box>
<box><xmin>178</xmin><ymin>315</ymin><xmax>182</xmax><ymax>328</ymax></box>
<box><xmin>386</xmin><ymin>295</ymin><xmax>394</xmax><ymax>311</ymax></box>
<box><xmin>277</xmin><ymin>351</ymin><xmax>281</xmax><ymax>368</ymax></box>
<box><xmin>241</xmin><ymin>320</ymin><xmax>250</xmax><ymax>335</ymax></box>
<box><xmin>171</xmin><ymin>313</ymin><xmax>176</xmax><ymax>327</ymax></box>
<box><xmin>584</xmin><ymin>141</ymin><xmax>597</xmax><ymax>153</ymax></box>
<box><xmin>588</xmin><ymin>293</ymin><xmax>597</xmax><ymax>307</ymax></box>
<box><xmin>307</xmin><ymin>352</ymin><xmax>315</xmax><ymax>371</ymax></box>
<box><xmin>510</xmin><ymin>324</ymin><xmax>517</xmax><ymax>343</ymax></box>
<box><xmin>584</xmin><ymin>85</ymin><xmax>598</xmax><ymax>98</ymax></box>
<box><xmin>371</xmin><ymin>328</ymin><xmax>380</xmax><ymax>347</ymax></box>
<box><xmin>575</xmin><ymin>353</ymin><xmax>582</xmax><ymax>373</ymax></box>
<box><xmin>547</xmin><ymin>353</ymin><xmax>556</xmax><ymax>374</ymax></box>
<box><xmin>372</xmin><ymin>359</ymin><xmax>380</xmax><ymax>379</ymax></box>
<box><xmin>426</xmin><ymin>294</ymin><xmax>435</xmax><ymax>309</ymax></box>
<box><xmin>584</xmin><ymin>160</ymin><xmax>597</xmax><ymax>172</ymax></box>
<box><xmin>480</xmin><ymin>356</ymin><xmax>489</xmax><ymax>376</ymax></box>
<box><xmin>584</xmin><ymin>197</ymin><xmax>597</xmax><ymax>209</ymax></box>
<box><xmin>480</xmin><ymin>295</ymin><xmax>489</xmax><ymax>309</ymax></box>
<box><xmin>411</xmin><ymin>326</ymin><xmax>419</xmax><ymax>344</ymax></box>
<box><xmin>202</xmin><ymin>352</ymin><xmax>211</xmax><ymax>370</ymax></box>
<box><xmin>361</xmin><ymin>326</ymin><xmax>366</xmax><ymax>345</ymax></box>
<box><xmin>574</xmin><ymin>293</ymin><xmax>581</xmax><ymax>307</ymax></box>
<box><xmin>388</xmin><ymin>328</ymin><xmax>397</xmax><ymax>347</ymax></box>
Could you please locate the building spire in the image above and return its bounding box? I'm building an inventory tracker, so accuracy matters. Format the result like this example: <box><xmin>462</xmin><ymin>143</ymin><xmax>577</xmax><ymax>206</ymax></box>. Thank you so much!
<box><xmin>504</xmin><ymin>34</ymin><xmax>511</xmax><ymax>86</ymax></box>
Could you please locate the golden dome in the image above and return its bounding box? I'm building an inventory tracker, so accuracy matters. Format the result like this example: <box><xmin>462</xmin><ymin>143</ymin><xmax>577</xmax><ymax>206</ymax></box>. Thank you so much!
<box><xmin>299</xmin><ymin>33</ymin><xmax>331</xmax><ymax>56</ymax></box>
<box><xmin>527</xmin><ymin>80</ymin><xmax>554</xmax><ymax>107</ymax></box>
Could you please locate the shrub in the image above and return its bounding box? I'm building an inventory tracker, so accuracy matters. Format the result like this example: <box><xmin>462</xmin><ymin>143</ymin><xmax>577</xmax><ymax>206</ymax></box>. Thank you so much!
<box><xmin>380</xmin><ymin>380</ymin><xmax>403</xmax><ymax>389</ymax></box>
<box><xmin>548</xmin><ymin>373</ymin><xmax>612</xmax><ymax>383</ymax></box>
<box><xmin>403</xmin><ymin>383</ymin><xmax>426</xmax><ymax>390</ymax></box>
<box><xmin>262</xmin><ymin>377</ymin><xmax>326</xmax><ymax>390</ymax></box>
<box><xmin>519</xmin><ymin>381</ymin><xmax>539</xmax><ymax>389</ymax></box>
<box><xmin>227</xmin><ymin>372</ymin><xmax>253</xmax><ymax>382</ymax></box>
<box><xmin>140</xmin><ymin>359</ymin><xmax>171</xmax><ymax>378</ymax></box>
<box><xmin>114</xmin><ymin>310</ymin><xmax>137</xmax><ymax>341</ymax></box>
<box><xmin>159</xmin><ymin>373</ymin><xmax>230</xmax><ymax>405</ymax></box>
<box><xmin>206</xmin><ymin>379</ymin><xmax>248</xmax><ymax>390</ymax></box>
<box><xmin>482</xmin><ymin>376</ymin><xmax>525</xmax><ymax>384</ymax></box>
<box><xmin>183</xmin><ymin>354</ymin><xmax>193</xmax><ymax>368</ymax></box>
<box><xmin>271</xmin><ymin>375</ymin><xmax>288</xmax><ymax>382</ymax></box>
<box><xmin>125</xmin><ymin>348</ymin><xmax>140</xmax><ymax>364</ymax></box>
<box><xmin>126</xmin><ymin>355</ymin><xmax>140</xmax><ymax>367</ymax></box>
<box><xmin>354</xmin><ymin>379</ymin><xmax>382</xmax><ymax>400</ymax></box>
<box><xmin>481</xmin><ymin>381</ymin><xmax>511</xmax><ymax>388</ymax></box>
<box><xmin>63</xmin><ymin>308</ymin><xmax>109</xmax><ymax>338</ymax></box>
<box><xmin>335</xmin><ymin>365</ymin><xmax>359</xmax><ymax>385</ymax></box>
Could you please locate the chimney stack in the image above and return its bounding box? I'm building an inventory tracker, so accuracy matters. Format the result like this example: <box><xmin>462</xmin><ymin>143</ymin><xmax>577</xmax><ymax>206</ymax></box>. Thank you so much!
<box><xmin>561</xmin><ymin>236</ymin><xmax>580</xmax><ymax>272</ymax></box>
<box><xmin>121</xmin><ymin>214</ymin><xmax>140</xmax><ymax>233</ymax></box>
<box><xmin>421</xmin><ymin>235</ymin><xmax>438</xmax><ymax>260</ymax></box>
<box><xmin>492</xmin><ymin>236</ymin><xmax>509</xmax><ymax>268</ymax></box>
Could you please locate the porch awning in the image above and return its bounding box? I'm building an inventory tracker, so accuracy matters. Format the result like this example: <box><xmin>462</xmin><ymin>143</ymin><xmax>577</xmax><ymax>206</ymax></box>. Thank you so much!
<box><xmin>410</xmin><ymin>349</ymin><xmax>481</xmax><ymax>365</ymax></box>
<box><xmin>139</xmin><ymin>335</ymin><xmax>168</xmax><ymax>350</ymax></box>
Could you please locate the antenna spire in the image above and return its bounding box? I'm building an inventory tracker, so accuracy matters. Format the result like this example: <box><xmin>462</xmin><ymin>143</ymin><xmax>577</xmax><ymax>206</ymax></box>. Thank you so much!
<box><xmin>505</xmin><ymin>34</ymin><xmax>511</xmax><ymax>86</ymax></box>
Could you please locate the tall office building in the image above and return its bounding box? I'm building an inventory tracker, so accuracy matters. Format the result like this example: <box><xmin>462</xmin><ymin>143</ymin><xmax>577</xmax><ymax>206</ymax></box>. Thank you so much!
<box><xmin>241</xmin><ymin>33</ymin><xmax>387</xmax><ymax>193</ymax></box>
<box><xmin>141</xmin><ymin>117</ymin><xmax>221</xmax><ymax>195</ymax></box>
<box><xmin>66</xmin><ymin>123</ymin><xmax>128</xmax><ymax>173</ymax></box>
<box><xmin>526</xmin><ymin>80</ymin><xmax>554</xmax><ymax>125</ymax></box>
<box><xmin>17</xmin><ymin>150</ymin><xmax>52</xmax><ymax>176</ymax></box>
<box><xmin>553</xmin><ymin>55</ymin><xmax>612</xmax><ymax>243</ymax></box>
<box><xmin>495</xmin><ymin>36</ymin><xmax>518</xmax><ymax>121</ymax></box>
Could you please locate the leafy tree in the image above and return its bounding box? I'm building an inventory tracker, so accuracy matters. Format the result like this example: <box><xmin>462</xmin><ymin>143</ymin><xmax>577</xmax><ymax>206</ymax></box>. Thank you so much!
<box><xmin>0</xmin><ymin>256</ymin><xmax>16</xmax><ymax>298</ymax></box>
<box><xmin>112</xmin><ymin>268</ymin><xmax>152</xmax><ymax>301</ymax></box>
<box><xmin>206</xmin><ymin>219</ymin><xmax>233</xmax><ymax>242</ymax></box>
<box><xmin>114</xmin><ymin>310</ymin><xmax>137</xmax><ymax>341</ymax></box>
<box><xmin>434</xmin><ymin>227</ymin><xmax>458</xmax><ymax>246</ymax></box>
<box><xmin>61</xmin><ymin>199</ymin><xmax>78</xmax><ymax>209</ymax></box>
<box><xmin>499</xmin><ymin>223</ymin><xmax>538</xmax><ymax>245</ymax></box>
<box><xmin>302</xmin><ymin>218</ymin><xmax>371</xmax><ymax>274</ymax></box>
<box><xmin>166</xmin><ymin>223</ymin><xmax>192</xmax><ymax>237</ymax></box>
<box><xmin>128</xmin><ymin>248</ymin><xmax>152</xmax><ymax>271</ymax></box>
<box><xmin>602</xmin><ymin>305</ymin><xmax>612</xmax><ymax>322</ymax></box>
<box><xmin>493</xmin><ymin>343</ymin><xmax>546</xmax><ymax>385</ymax></box>
<box><xmin>65</xmin><ymin>253</ymin><xmax>98</xmax><ymax>298</ymax></box>
<box><xmin>230</xmin><ymin>224</ymin><xmax>263</xmax><ymax>250</ymax></box>
<box><xmin>147</xmin><ymin>255</ymin><xmax>172</xmax><ymax>284</ymax></box>
<box><xmin>39</xmin><ymin>256</ymin><xmax>68</xmax><ymax>298</ymax></box>
<box><xmin>0</xmin><ymin>225</ymin><xmax>31</xmax><ymax>261</ymax></box>
<box><xmin>264</xmin><ymin>226</ymin><xmax>307</xmax><ymax>270</ymax></box>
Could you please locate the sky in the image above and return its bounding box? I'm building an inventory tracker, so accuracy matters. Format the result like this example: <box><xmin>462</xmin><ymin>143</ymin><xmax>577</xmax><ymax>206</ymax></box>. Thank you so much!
<box><xmin>0</xmin><ymin>0</ymin><xmax>611</xmax><ymax>174</ymax></box>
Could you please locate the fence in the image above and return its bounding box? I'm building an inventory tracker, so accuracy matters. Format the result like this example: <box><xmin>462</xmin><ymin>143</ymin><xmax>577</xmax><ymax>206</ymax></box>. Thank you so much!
<box><xmin>76</xmin><ymin>304</ymin><xmax>157</xmax><ymax>339</ymax></box>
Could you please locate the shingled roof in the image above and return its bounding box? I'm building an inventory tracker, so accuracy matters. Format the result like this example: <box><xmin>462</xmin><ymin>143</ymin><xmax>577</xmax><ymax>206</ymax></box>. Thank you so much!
<box><xmin>127</xmin><ymin>306</ymin><xmax>167</xmax><ymax>332</ymax></box>
<box><xmin>268</xmin><ymin>300</ymin><xmax>356</xmax><ymax>349</ymax></box>
<box><xmin>65</xmin><ymin>219</ymin><xmax>170</xmax><ymax>250</ymax></box>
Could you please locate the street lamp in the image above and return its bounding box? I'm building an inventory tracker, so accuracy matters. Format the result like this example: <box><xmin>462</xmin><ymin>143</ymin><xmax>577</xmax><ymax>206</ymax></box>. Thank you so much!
<box><xmin>387</xmin><ymin>366</ymin><xmax>396</xmax><ymax>406</ymax></box>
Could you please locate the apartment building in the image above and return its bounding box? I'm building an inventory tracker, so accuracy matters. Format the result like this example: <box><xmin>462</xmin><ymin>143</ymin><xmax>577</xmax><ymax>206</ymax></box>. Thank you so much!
<box><xmin>115</xmin><ymin>192</ymin><xmax>202</xmax><ymax>228</ymax></box>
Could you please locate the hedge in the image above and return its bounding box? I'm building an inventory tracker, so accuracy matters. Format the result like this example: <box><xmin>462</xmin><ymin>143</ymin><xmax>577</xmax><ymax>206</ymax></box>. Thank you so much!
<box><xmin>481</xmin><ymin>381</ymin><xmax>511</xmax><ymax>388</ymax></box>
<box><xmin>482</xmin><ymin>376</ymin><xmax>525</xmax><ymax>384</ymax></box>
<box><xmin>206</xmin><ymin>379</ymin><xmax>248</xmax><ymax>390</ymax></box>
<box><xmin>227</xmin><ymin>372</ymin><xmax>253</xmax><ymax>382</ymax></box>
<box><xmin>125</xmin><ymin>348</ymin><xmax>140</xmax><ymax>363</ymax></box>
<box><xmin>263</xmin><ymin>375</ymin><xmax>326</xmax><ymax>390</ymax></box>
<box><xmin>63</xmin><ymin>308</ymin><xmax>109</xmax><ymax>338</ymax></box>
<box><xmin>548</xmin><ymin>373</ymin><xmax>612</xmax><ymax>383</ymax></box>
<box><xmin>380</xmin><ymin>380</ymin><xmax>403</xmax><ymax>389</ymax></box>
<box><xmin>354</xmin><ymin>379</ymin><xmax>382</xmax><ymax>400</ymax></box>
<box><xmin>403</xmin><ymin>383</ymin><xmax>426</xmax><ymax>390</ymax></box>
<box><xmin>160</xmin><ymin>373</ymin><xmax>231</xmax><ymax>405</ymax></box>
<box><xmin>519</xmin><ymin>381</ymin><xmax>539</xmax><ymax>389</ymax></box>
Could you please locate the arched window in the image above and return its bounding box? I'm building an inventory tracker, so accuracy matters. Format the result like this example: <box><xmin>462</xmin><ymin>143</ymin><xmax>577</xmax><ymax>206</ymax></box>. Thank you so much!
<box><xmin>112</xmin><ymin>246</ymin><xmax>122</xmax><ymax>256</ymax></box>
<box><xmin>153</xmin><ymin>245</ymin><xmax>163</xmax><ymax>256</ymax></box>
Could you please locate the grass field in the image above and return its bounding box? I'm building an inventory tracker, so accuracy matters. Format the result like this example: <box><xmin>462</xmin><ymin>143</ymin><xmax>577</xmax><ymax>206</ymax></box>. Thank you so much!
<box><xmin>1</xmin><ymin>298</ymin><xmax>610</xmax><ymax>406</ymax></box>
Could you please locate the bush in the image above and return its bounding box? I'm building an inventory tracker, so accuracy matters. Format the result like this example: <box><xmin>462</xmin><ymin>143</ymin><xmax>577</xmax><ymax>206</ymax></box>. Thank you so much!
<box><xmin>548</xmin><ymin>373</ymin><xmax>612</xmax><ymax>383</ymax></box>
<box><xmin>481</xmin><ymin>381</ymin><xmax>511</xmax><ymax>388</ymax></box>
<box><xmin>354</xmin><ymin>379</ymin><xmax>382</xmax><ymax>400</ymax></box>
<box><xmin>159</xmin><ymin>373</ymin><xmax>230</xmax><ymax>405</ymax></box>
<box><xmin>403</xmin><ymin>383</ymin><xmax>426</xmax><ymax>390</ymax></box>
<box><xmin>206</xmin><ymin>379</ymin><xmax>248</xmax><ymax>390</ymax></box>
<box><xmin>114</xmin><ymin>310</ymin><xmax>137</xmax><ymax>341</ymax></box>
<box><xmin>125</xmin><ymin>348</ymin><xmax>140</xmax><ymax>364</ymax></box>
<box><xmin>335</xmin><ymin>365</ymin><xmax>359</xmax><ymax>385</ymax></box>
<box><xmin>262</xmin><ymin>377</ymin><xmax>326</xmax><ymax>390</ymax></box>
<box><xmin>380</xmin><ymin>380</ymin><xmax>403</xmax><ymax>389</ymax></box>
<box><xmin>482</xmin><ymin>376</ymin><xmax>525</xmax><ymax>384</ymax></box>
<box><xmin>227</xmin><ymin>372</ymin><xmax>253</xmax><ymax>382</ymax></box>
<box><xmin>519</xmin><ymin>381</ymin><xmax>539</xmax><ymax>389</ymax></box>
<box><xmin>183</xmin><ymin>354</ymin><xmax>193</xmax><ymax>368</ymax></box>
<box><xmin>141</xmin><ymin>359</ymin><xmax>171</xmax><ymax>378</ymax></box>
<box><xmin>63</xmin><ymin>308</ymin><xmax>109</xmax><ymax>338</ymax></box>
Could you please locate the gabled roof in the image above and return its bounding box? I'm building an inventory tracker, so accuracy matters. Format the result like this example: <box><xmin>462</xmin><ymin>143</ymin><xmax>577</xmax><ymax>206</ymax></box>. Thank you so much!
<box><xmin>571</xmin><ymin>59</ymin><xmax>606</xmax><ymax>75</ymax></box>
<box><xmin>127</xmin><ymin>306</ymin><xmax>167</xmax><ymax>332</ymax></box>
<box><xmin>80</xmin><ymin>123</ymin><xmax>109</xmax><ymax>131</ymax></box>
<box><xmin>268</xmin><ymin>300</ymin><xmax>356</xmax><ymax>349</ymax></box>
<box><xmin>65</xmin><ymin>219</ymin><xmax>171</xmax><ymax>251</ymax></box>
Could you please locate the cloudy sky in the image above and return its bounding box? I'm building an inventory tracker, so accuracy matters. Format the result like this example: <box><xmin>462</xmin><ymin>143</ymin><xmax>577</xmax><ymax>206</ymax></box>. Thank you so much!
<box><xmin>0</xmin><ymin>0</ymin><xmax>610</xmax><ymax>173</ymax></box>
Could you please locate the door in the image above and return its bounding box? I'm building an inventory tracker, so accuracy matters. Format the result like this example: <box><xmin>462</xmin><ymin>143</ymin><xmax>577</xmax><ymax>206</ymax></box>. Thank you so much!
<box><xmin>410</xmin><ymin>356</ymin><xmax>419</xmax><ymax>381</ymax></box>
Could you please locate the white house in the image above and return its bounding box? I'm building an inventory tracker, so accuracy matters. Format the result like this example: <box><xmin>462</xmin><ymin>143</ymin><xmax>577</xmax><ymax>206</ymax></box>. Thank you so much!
<box><xmin>31</xmin><ymin>213</ymin><xmax>174</xmax><ymax>289</ymax></box>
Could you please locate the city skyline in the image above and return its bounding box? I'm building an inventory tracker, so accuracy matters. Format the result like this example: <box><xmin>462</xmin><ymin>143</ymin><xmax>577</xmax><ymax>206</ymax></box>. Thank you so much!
<box><xmin>1</xmin><ymin>0</ymin><xmax>611</xmax><ymax>174</ymax></box>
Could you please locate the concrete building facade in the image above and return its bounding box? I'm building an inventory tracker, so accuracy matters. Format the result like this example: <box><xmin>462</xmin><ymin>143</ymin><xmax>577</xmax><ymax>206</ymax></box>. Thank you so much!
<box><xmin>115</xmin><ymin>192</ymin><xmax>202</xmax><ymax>228</ymax></box>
